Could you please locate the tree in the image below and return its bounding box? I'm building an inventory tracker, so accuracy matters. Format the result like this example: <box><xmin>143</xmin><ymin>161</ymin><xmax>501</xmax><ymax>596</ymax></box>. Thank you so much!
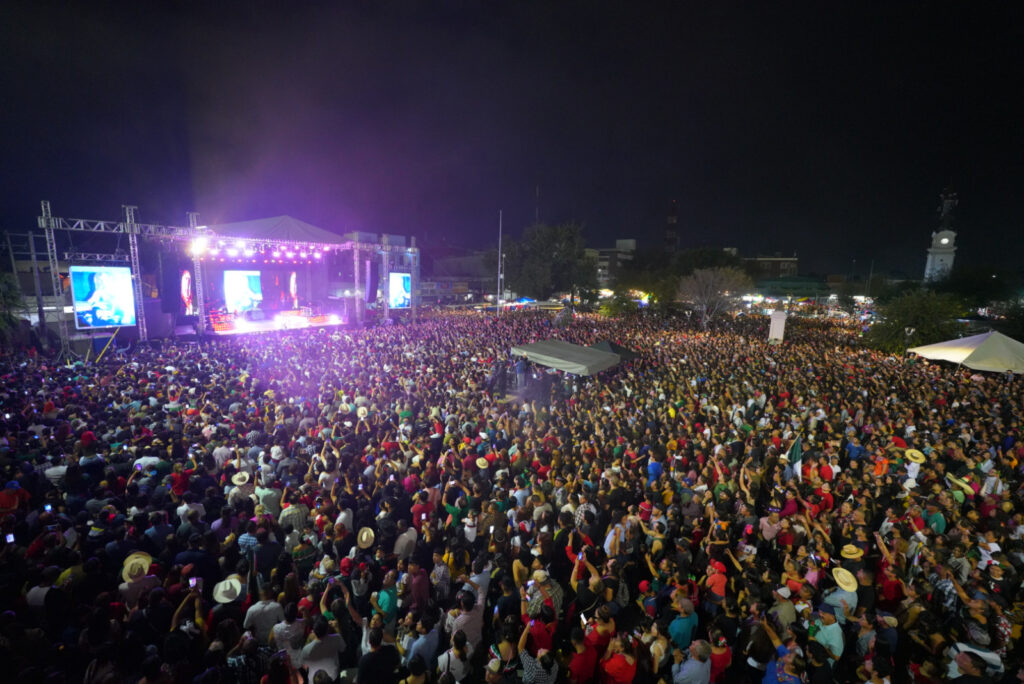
<box><xmin>929</xmin><ymin>266</ymin><xmax>1015</xmax><ymax>309</ymax></box>
<box><xmin>863</xmin><ymin>289</ymin><xmax>964</xmax><ymax>353</ymax></box>
<box><xmin>677</xmin><ymin>267</ymin><xmax>752</xmax><ymax>330</ymax></box>
<box><xmin>599</xmin><ymin>292</ymin><xmax>638</xmax><ymax>317</ymax></box>
<box><xmin>503</xmin><ymin>223</ymin><xmax>597</xmax><ymax>303</ymax></box>
<box><xmin>616</xmin><ymin>247</ymin><xmax>743</xmax><ymax>309</ymax></box>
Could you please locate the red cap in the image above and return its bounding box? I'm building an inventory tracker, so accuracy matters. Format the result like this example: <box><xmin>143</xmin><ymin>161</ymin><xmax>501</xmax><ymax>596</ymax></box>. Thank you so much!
<box><xmin>638</xmin><ymin>580</ymin><xmax>651</xmax><ymax>593</ymax></box>
<box><xmin>711</xmin><ymin>560</ymin><xmax>727</xmax><ymax>573</ymax></box>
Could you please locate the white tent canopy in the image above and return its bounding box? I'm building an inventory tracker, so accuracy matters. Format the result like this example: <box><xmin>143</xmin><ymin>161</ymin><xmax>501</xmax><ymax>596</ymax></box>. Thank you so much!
<box><xmin>510</xmin><ymin>339</ymin><xmax>620</xmax><ymax>376</ymax></box>
<box><xmin>908</xmin><ymin>330</ymin><xmax>1024</xmax><ymax>373</ymax></box>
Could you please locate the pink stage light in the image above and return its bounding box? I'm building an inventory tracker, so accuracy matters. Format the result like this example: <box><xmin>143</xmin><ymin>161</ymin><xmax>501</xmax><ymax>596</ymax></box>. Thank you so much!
<box><xmin>313</xmin><ymin>252</ymin><xmax>322</xmax><ymax>259</ymax></box>
<box><xmin>286</xmin><ymin>252</ymin><xmax>295</xmax><ymax>258</ymax></box>
<box><xmin>272</xmin><ymin>251</ymin><xmax>281</xmax><ymax>257</ymax></box>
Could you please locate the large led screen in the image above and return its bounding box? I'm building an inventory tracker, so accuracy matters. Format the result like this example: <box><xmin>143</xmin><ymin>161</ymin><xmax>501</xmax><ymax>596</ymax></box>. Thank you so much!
<box><xmin>388</xmin><ymin>272</ymin><xmax>411</xmax><ymax>309</ymax></box>
<box><xmin>224</xmin><ymin>270</ymin><xmax>263</xmax><ymax>313</ymax></box>
<box><xmin>70</xmin><ymin>265</ymin><xmax>138</xmax><ymax>329</ymax></box>
<box><xmin>180</xmin><ymin>269</ymin><xmax>197</xmax><ymax>315</ymax></box>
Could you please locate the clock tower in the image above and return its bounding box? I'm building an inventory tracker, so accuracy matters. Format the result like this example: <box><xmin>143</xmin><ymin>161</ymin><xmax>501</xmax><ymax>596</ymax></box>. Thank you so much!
<box><xmin>924</xmin><ymin>189</ymin><xmax>958</xmax><ymax>282</ymax></box>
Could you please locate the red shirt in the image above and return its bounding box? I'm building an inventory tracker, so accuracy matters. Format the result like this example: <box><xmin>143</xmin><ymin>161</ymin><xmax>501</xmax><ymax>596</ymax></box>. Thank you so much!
<box><xmin>411</xmin><ymin>502</ymin><xmax>434</xmax><ymax>531</ymax></box>
<box><xmin>569</xmin><ymin>646</ymin><xmax>598</xmax><ymax>684</ymax></box>
<box><xmin>521</xmin><ymin>615</ymin><xmax>556</xmax><ymax>656</ymax></box>
<box><xmin>170</xmin><ymin>469</ymin><xmax>194</xmax><ymax>497</ymax></box>
<box><xmin>600</xmin><ymin>653</ymin><xmax>637</xmax><ymax>684</ymax></box>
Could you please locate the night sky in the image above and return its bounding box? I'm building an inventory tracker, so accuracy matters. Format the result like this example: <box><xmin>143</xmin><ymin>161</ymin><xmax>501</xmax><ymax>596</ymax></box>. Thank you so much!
<box><xmin>2</xmin><ymin>1</ymin><xmax>1022</xmax><ymax>276</ymax></box>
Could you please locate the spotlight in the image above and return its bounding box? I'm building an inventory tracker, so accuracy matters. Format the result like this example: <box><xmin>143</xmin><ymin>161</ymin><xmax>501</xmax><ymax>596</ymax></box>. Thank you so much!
<box><xmin>227</xmin><ymin>248</ymin><xmax>238</xmax><ymax>257</ymax></box>
<box><xmin>300</xmin><ymin>252</ymin><xmax>308</xmax><ymax>258</ymax></box>
<box><xmin>244</xmin><ymin>249</ymin><xmax>254</xmax><ymax>257</ymax></box>
<box><xmin>313</xmin><ymin>252</ymin><xmax>321</xmax><ymax>259</ymax></box>
<box><xmin>209</xmin><ymin>248</ymin><xmax>220</xmax><ymax>256</ymax></box>
<box><xmin>272</xmin><ymin>251</ymin><xmax>281</xmax><ymax>257</ymax></box>
<box><xmin>286</xmin><ymin>252</ymin><xmax>295</xmax><ymax>258</ymax></box>
<box><xmin>235</xmin><ymin>240</ymin><xmax>246</xmax><ymax>250</ymax></box>
<box><xmin>190</xmin><ymin>236</ymin><xmax>208</xmax><ymax>255</ymax></box>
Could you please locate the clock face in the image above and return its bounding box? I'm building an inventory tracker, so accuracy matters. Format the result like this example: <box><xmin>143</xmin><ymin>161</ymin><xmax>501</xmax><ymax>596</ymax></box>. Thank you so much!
<box><xmin>940</xmin><ymin>238</ymin><xmax>949</xmax><ymax>245</ymax></box>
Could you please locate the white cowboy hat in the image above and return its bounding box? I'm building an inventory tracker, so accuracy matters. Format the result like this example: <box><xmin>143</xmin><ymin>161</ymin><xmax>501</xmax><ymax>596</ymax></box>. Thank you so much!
<box><xmin>121</xmin><ymin>551</ymin><xmax>153</xmax><ymax>583</ymax></box>
<box><xmin>357</xmin><ymin>527</ymin><xmax>376</xmax><ymax>549</ymax></box>
<box><xmin>357</xmin><ymin>406</ymin><xmax>369</xmax><ymax>419</ymax></box>
<box><xmin>213</xmin><ymin>577</ymin><xmax>243</xmax><ymax>604</ymax></box>
<box><xmin>231</xmin><ymin>471</ymin><xmax>250</xmax><ymax>486</ymax></box>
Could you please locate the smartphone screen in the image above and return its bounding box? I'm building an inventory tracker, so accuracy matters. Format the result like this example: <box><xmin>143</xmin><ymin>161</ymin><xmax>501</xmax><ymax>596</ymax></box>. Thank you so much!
<box><xmin>189</xmin><ymin>577</ymin><xmax>197</xmax><ymax>588</ymax></box>
<box><xmin>358</xmin><ymin>483</ymin><xmax>363</xmax><ymax>491</ymax></box>
<box><xmin>44</xmin><ymin>504</ymin><xmax>52</xmax><ymax>512</ymax></box>
<box><xmin>580</xmin><ymin>613</ymin><xmax>587</xmax><ymax>626</ymax></box>
<box><xmin>489</xmin><ymin>526</ymin><xmax>495</xmax><ymax>534</ymax></box>
<box><xmin>5</xmin><ymin>533</ymin><xmax>13</xmax><ymax>543</ymax></box>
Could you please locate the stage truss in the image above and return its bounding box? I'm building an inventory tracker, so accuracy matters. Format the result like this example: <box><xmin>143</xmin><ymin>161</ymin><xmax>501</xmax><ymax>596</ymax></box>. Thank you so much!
<box><xmin>34</xmin><ymin>201</ymin><xmax>419</xmax><ymax>357</ymax></box>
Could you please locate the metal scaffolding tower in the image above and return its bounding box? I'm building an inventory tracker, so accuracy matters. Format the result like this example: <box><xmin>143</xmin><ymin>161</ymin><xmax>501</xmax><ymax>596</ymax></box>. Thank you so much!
<box><xmin>36</xmin><ymin>201</ymin><xmax>198</xmax><ymax>356</ymax></box>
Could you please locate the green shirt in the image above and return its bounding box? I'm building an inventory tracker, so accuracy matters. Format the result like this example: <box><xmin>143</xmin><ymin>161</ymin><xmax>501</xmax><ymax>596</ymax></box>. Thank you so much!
<box><xmin>377</xmin><ymin>586</ymin><xmax>397</xmax><ymax>624</ymax></box>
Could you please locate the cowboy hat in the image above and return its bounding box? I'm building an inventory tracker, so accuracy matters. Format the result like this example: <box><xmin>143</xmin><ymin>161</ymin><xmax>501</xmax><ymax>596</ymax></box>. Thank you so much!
<box><xmin>357</xmin><ymin>527</ymin><xmax>376</xmax><ymax>549</ymax></box>
<box><xmin>213</xmin><ymin>577</ymin><xmax>243</xmax><ymax>604</ymax></box>
<box><xmin>947</xmin><ymin>474</ymin><xmax>974</xmax><ymax>495</ymax></box>
<box><xmin>475</xmin><ymin>457</ymin><xmax>489</xmax><ymax>470</ymax></box>
<box><xmin>121</xmin><ymin>552</ymin><xmax>153</xmax><ymax>583</ymax></box>
<box><xmin>832</xmin><ymin>567</ymin><xmax>858</xmax><ymax>592</ymax></box>
<box><xmin>339</xmin><ymin>403</ymin><xmax>351</xmax><ymax>414</ymax></box>
<box><xmin>905</xmin><ymin>449</ymin><xmax>926</xmax><ymax>464</ymax></box>
<box><xmin>840</xmin><ymin>544</ymin><xmax>864</xmax><ymax>560</ymax></box>
<box><xmin>231</xmin><ymin>471</ymin><xmax>250</xmax><ymax>486</ymax></box>
<box><xmin>357</xmin><ymin>406</ymin><xmax>369</xmax><ymax>419</ymax></box>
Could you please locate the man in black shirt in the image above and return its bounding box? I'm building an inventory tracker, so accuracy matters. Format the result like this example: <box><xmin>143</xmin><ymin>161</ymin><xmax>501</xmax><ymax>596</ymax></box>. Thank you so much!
<box><xmin>357</xmin><ymin>627</ymin><xmax>400</xmax><ymax>684</ymax></box>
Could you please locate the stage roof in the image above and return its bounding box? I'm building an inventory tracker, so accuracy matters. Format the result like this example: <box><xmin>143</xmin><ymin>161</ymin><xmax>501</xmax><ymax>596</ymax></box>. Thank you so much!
<box><xmin>205</xmin><ymin>216</ymin><xmax>347</xmax><ymax>245</ymax></box>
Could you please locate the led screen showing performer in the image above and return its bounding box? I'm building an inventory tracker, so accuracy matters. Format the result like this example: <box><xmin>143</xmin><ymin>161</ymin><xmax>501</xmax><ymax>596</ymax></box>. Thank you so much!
<box><xmin>289</xmin><ymin>271</ymin><xmax>298</xmax><ymax>308</ymax></box>
<box><xmin>223</xmin><ymin>270</ymin><xmax>263</xmax><ymax>314</ymax></box>
<box><xmin>180</xmin><ymin>269</ymin><xmax>197</xmax><ymax>315</ymax></box>
<box><xmin>69</xmin><ymin>265</ymin><xmax>137</xmax><ymax>329</ymax></box>
<box><xmin>388</xmin><ymin>272</ymin><xmax>411</xmax><ymax>309</ymax></box>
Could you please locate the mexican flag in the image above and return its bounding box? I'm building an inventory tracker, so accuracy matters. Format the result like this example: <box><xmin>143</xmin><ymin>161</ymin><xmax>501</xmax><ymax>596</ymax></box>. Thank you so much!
<box><xmin>787</xmin><ymin>436</ymin><xmax>803</xmax><ymax>482</ymax></box>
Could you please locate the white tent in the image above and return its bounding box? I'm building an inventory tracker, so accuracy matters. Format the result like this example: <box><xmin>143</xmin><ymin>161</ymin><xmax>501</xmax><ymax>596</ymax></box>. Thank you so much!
<box><xmin>510</xmin><ymin>339</ymin><xmax>620</xmax><ymax>376</ymax></box>
<box><xmin>908</xmin><ymin>330</ymin><xmax>1024</xmax><ymax>373</ymax></box>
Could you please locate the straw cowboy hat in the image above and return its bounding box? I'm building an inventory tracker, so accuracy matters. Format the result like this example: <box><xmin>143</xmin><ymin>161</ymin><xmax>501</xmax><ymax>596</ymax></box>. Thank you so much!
<box><xmin>121</xmin><ymin>552</ymin><xmax>153</xmax><ymax>583</ymax></box>
<box><xmin>840</xmin><ymin>544</ymin><xmax>864</xmax><ymax>560</ymax></box>
<box><xmin>213</xmin><ymin>577</ymin><xmax>244</xmax><ymax>604</ymax></box>
<box><xmin>947</xmin><ymin>474</ymin><xmax>975</xmax><ymax>495</ymax></box>
<box><xmin>357</xmin><ymin>406</ymin><xmax>369</xmax><ymax>419</ymax></box>
<box><xmin>833</xmin><ymin>567</ymin><xmax>858</xmax><ymax>592</ymax></box>
<box><xmin>231</xmin><ymin>471</ymin><xmax>250</xmax><ymax>486</ymax></box>
<box><xmin>357</xmin><ymin>527</ymin><xmax>376</xmax><ymax>549</ymax></box>
<box><xmin>475</xmin><ymin>457</ymin><xmax>489</xmax><ymax>470</ymax></box>
<box><xmin>905</xmin><ymin>449</ymin><xmax>926</xmax><ymax>464</ymax></box>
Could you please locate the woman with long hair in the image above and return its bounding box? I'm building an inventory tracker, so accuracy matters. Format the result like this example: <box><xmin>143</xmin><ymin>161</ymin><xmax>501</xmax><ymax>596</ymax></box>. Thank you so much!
<box><xmin>584</xmin><ymin>604</ymin><xmax>616</xmax><ymax>656</ymax></box>
<box><xmin>599</xmin><ymin>634</ymin><xmax>637</xmax><ymax>684</ymax></box>
<box><xmin>437</xmin><ymin>629</ymin><xmax>472</xmax><ymax>683</ymax></box>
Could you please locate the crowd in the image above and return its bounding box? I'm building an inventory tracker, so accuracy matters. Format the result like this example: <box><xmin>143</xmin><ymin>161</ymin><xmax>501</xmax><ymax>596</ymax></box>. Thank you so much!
<box><xmin>0</xmin><ymin>308</ymin><xmax>1022</xmax><ymax>684</ymax></box>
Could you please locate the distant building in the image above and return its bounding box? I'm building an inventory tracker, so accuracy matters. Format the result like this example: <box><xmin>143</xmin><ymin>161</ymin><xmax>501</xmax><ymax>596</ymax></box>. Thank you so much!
<box><xmin>591</xmin><ymin>239</ymin><xmax>637</xmax><ymax>287</ymax></box>
<box><xmin>924</xmin><ymin>189</ymin><xmax>959</xmax><ymax>282</ymax></box>
<box><xmin>744</xmin><ymin>254</ymin><xmax>798</xmax><ymax>279</ymax></box>
<box><xmin>424</xmin><ymin>251</ymin><xmax>493</xmax><ymax>303</ymax></box>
